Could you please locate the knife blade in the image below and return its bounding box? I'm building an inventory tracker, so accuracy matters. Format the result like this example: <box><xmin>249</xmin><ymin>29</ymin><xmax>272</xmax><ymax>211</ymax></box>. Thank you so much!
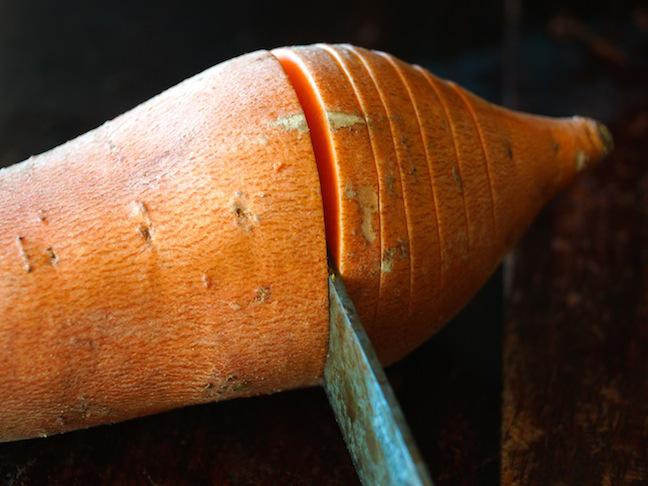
<box><xmin>323</xmin><ymin>264</ymin><xmax>434</xmax><ymax>486</ymax></box>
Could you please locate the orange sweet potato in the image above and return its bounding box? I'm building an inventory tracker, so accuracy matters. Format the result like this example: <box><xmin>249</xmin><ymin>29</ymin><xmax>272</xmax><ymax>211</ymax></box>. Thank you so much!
<box><xmin>0</xmin><ymin>44</ymin><xmax>611</xmax><ymax>442</ymax></box>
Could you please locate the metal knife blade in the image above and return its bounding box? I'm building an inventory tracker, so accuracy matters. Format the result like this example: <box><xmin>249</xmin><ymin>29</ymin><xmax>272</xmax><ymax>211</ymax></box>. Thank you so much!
<box><xmin>323</xmin><ymin>265</ymin><xmax>434</xmax><ymax>486</ymax></box>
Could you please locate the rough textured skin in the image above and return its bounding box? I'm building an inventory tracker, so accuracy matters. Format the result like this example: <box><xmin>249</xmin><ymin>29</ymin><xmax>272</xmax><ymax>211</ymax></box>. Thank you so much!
<box><xmin>0</xmin><ymin>51</ymin><xmax>328</xmax><ymax>442</ymax></box>
<box><xmin>0</xmin><ymin>44</ymin><xmax>609</xmax><ymax>442</ymax></box>
<box><xmin>347</xmin><ymin>47</ymin><xmax>445</xmax><ymax>363</ymax></box>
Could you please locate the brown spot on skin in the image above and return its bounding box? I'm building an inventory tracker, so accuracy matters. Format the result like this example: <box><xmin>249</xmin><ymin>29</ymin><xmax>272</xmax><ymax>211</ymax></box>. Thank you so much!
<box><xmin>231</xmin><ymin>381</ymin><xmax>248</xmax><ymax>392</ymax></box>
<box><xmin>233</xmin><ymin>202</ymin><xmax>252</xmax><ymax>231</ymax></box>
<box><xmin>233</xmin><ymin>192</ymin><xmax>257</xmax><ymax>231</ymax></box>
<box><xmin>385</xmin><ymin>173</ymin><xmax>396</xmax><ymax>197</ymax></box>
<box><xmin>202</xmin><ymin>274</ymin><xmax>212</xmax><ymax>289</ymax></box>
<box><xmin>45</xmin><ymin>247</ymin><xmax>58</xmax><ymax>266</ymax></box>
<box><xmin>138</xmin><ymin>224</ymin><xmax>152</xmax><ymax>245</ymax></box>
<box><xmin>254</xmin><ymin>286</ymin><xmax>271</xmax><ymax>303</ymax></box>
<box><xmin>37</xmin><ymin>210</ymin><xmax>48</xmax><ymax>224</ymax></box>
<box><xmin>552</xmin><ymin>141</ymin><xmax>560</xmax><ymax>153</ymax></box>
<box><xmin>452</xmin><ymin>166</ymin><xmax>463</xmax><ymax>192</ymax></box>
<box><xmin>57</xmin><ymin>399</ymin><xmax>110</xmax><ymax>426</ymax></box>
<box><xmin>131</xmin><ymin>200</ymin><xmax>150</xmax><ymax>221</ymax></box>
<box><xmin>505</xmin><ymin>140</ymin><xmax>514</xmax><ymax>160</ymax></box>
<box><xmin>132</xmin><ymin>201</ymin><xmax>153</xmax><ymax>246</ymax></box>
<box><xmin>234</xmin><ymin>203</ymin><xmax>246</xmax><ymax>219</ymax></box>
<box><xmin>16</xmin><ymin>236</ymin><xmax>31</xmax><ymax>273</ymax></box>
<box><xmin>204</xmin><ymin>374</ymin><xmax>249</xmax><ymax>396</ymax></box>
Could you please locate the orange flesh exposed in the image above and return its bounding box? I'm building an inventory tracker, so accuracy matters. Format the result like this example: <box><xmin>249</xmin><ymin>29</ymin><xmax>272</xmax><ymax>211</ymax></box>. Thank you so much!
<box><xmin>272</xmin><ymin>50</ymin><xmax>341</xmax><ymax>265</ymax></box>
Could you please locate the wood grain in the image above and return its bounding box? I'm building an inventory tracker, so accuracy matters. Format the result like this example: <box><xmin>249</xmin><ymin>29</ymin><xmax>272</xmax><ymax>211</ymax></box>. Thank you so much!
<box><xmin>503</xmin><ymin>108</ymin><xmax>648</xmax><ymax>484</ymax></box>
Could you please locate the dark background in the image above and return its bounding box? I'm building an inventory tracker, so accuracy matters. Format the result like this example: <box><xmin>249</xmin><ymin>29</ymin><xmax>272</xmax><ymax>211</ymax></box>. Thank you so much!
<box><xmin>0</xmin><ymin>1</ymin><xmax>646</xmax><ymax>484</ymax></box>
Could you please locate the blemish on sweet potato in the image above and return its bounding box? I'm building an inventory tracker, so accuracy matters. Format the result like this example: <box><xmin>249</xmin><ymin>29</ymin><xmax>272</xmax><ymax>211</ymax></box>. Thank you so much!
<box><xmin>269</xmin><ymin>113</ymin><xmax>309</xmax><ymax>133</ymax></box>
<box><xmin>37</xmin><ymin>210</ymin><xmax>48</xmax><ymax>224</ymax></box>
<box><xmin>254</xmin><ymin>286</ymin><xmax>271</xmax><ymax>303</ymax></box>
<box><xmin>131</xmin><ymin>200</ymin><xmax>153</xmax><ymax>246</ymax></box>
<box><xmin>138</xmin><ymin>224</ymin><xmax>152</xmax><ymax>246</ymax></box>
<box><xmin>344</xmin><ymin>184</ymin><xmax>378</xmax><ymax>243</ymax></box>
<box><xmin>386</xmin><ymin>173</ymin><xmax>396</xmax><ymax>197</ymax></box>
<box><xmin>233</xmin><ymin>201</ymin><xmax>251</xmax><ymax>230</ymax></box>
<box><xmin>382</xmin><ymin>247</ymin><xmax>396</xmax><ymax>273</ymax></box>
<box><xmin>45</xmin><ymin>247</ymin><xmax>58</xmax><ymax>267</ymax></box>
<box><xmin>505</xmin><ymin>140</ymin><xmax>514</xmax><ymax>160</ymax></box>
<box><xmin>357</xmin><ymin>187</ymin><xmax>378</xmax><ymax>243</ymax></box>
<box><xmin>15</xmin><ymin>236</ymin><xmax>31</xmax><ymax>273</ymax></box>
<box><xmin>552</xmin><ymin>141</ymin><xmax>560</xmax><ymax>153</ymax></box>
<box><xmin>204</xmin><ymin>374</ymin><xmax>249</xmax><ymax>396</ymax></box>
<box><xmin>452</xmin><ymin>166</ymin><xmax>463</xmax><ymax>192</ymax></box>
<box><xmin>326</xmin><ymin>111</ymin><xmax>365</xmax><ymax>131</ymax></box>
<box><xmin>233</xmin><ymin>191</ymin><xmax>258</xmax><ymax>231</ymax></box>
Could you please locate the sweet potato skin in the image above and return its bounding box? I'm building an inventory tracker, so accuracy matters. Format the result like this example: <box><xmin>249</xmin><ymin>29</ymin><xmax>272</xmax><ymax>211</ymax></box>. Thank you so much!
<box><xmin>0</xmin><ymin>51</ymin><xmax>329</xmax><ymax>442</ymax></box>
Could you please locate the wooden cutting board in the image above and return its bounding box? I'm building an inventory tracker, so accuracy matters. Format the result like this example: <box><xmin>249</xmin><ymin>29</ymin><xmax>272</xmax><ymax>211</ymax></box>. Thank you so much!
<box><xmin>503</xmin><ymin>109</ymin><xmax>648</xmax><ymax>485</ymax></box>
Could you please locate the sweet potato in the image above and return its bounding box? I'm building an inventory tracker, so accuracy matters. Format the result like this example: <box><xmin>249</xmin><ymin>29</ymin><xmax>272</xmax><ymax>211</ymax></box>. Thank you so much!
<box><xmin>0</xmin><ymin>44</ymin><xmax>611</xmax><ymax>442</ymax></box>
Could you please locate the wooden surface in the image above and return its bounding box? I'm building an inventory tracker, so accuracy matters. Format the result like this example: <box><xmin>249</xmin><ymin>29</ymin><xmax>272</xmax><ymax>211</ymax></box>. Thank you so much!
<box><xmin>502</xmin><ymin>107</ymin><xmax>648</xmax><ymax>484</ymax></box>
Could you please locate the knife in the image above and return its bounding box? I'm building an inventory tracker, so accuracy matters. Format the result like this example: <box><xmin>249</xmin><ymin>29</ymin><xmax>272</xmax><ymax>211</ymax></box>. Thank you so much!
<box><xmin>324</xmin><ymin>264</ymin><xmax>435</xmax><ymax>486</ymax></box>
